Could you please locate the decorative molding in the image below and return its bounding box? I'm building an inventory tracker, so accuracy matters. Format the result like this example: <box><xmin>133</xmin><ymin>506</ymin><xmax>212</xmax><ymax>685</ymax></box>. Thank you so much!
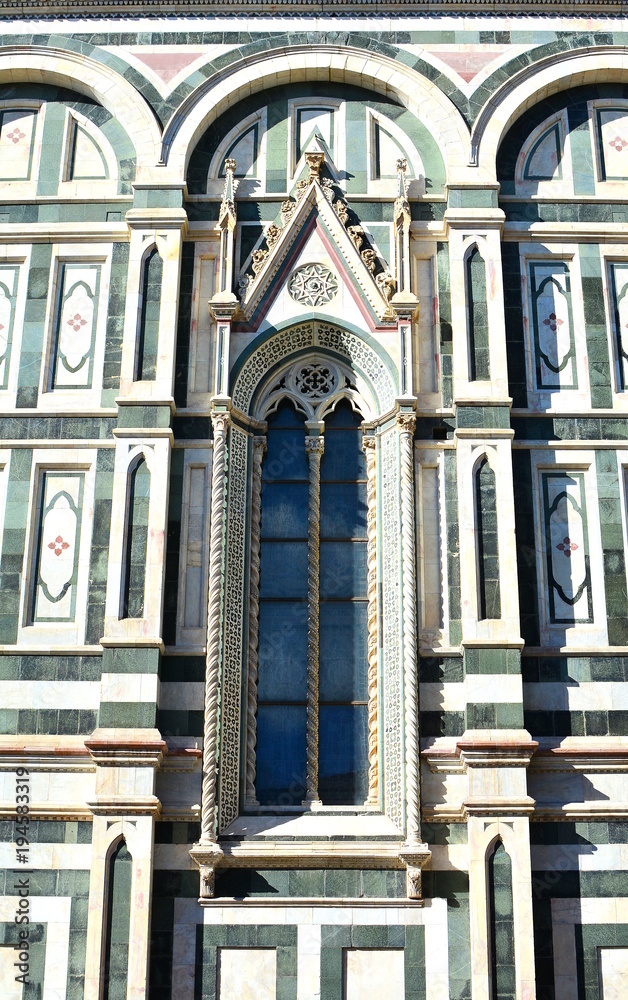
<box><xmin>236</xmin><ymin>169</ymin><xmax>395</xmax><ymax>323</ymax></box>
<box><xmin>304</xmin><ymin>434</ymin><xmax>324</xmax><ymax>805</ymax></box>
<box><xmin>244</xmin><ymin>435</ymin><xmax>265</xmax><ymax>807</ymax></box>
<box><xmin>398</xmin><ymin>408</ymin><xmax>420</xmax><ymax>843</ymax></box>
<box><xmin>231</xmin><ymin>321</ymin><xmax>397</xmax><ymax>417</ymax></box>
<box><xmin>2</xmin><ymin>0</ymin><xmax>625</xmax><ymax>14</ymax></box>
<box><xmin>218</xmin><ymin>423</ymin><xmax>249</xmax><ymax>831</ymax></box>
<box><xmin>198</xmin><ymin>410</ymin><xmax>230</xmax><ymax>847</ymax></box>
<box><xmin>363</xmin><ymin>435</ymin><xmax>379</xmax><ymax>807</ymax></box>
<box><xmin>381</xmin><ymin>426</ymin><xmax>403</xmax><ymax>832</ymax></box>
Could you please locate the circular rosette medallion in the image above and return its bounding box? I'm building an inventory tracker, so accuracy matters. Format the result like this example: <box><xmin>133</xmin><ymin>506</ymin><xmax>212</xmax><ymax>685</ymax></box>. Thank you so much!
<box><xmin>288</xmin><ymin>263</ymin><xmax>338</xmax><ymax>308</ymax></box>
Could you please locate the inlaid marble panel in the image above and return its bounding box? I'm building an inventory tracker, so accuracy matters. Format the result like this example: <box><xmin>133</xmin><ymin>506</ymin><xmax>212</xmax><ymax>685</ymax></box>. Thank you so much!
<box><xmin>597</xmin><ymin>108</ymin><xmax>628</xmax><ymax>180</ymax></box>
<box><xmin>52</xmin><ymin>263</ymin><xmax>101</xmax><ymax>389</ymax></box>
<box><xmin>528</xmin><ymin>260</ymin><xmax>575</xmax><ymax>390</ymax></box>
<box><xmin>32</xmin><ymin>471</ymin><xmax>84</xmax><ymax>623</ymax></box>
<box><xmin>0</xmin><ymin>264</ymin><xmax>19</xmax><ymax>390</ymax></box>
<box><xmin>541</xmin><ymin>471</ymin><xmax>592</xmax><ymax>625</ymax></box>
<box><xmin>0</xmin><ymin>109</ymin><xmax>36</xmax><ymax>181</ymax></box>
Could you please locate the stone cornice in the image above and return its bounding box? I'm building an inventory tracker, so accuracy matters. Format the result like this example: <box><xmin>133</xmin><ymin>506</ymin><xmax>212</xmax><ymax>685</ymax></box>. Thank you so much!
<box><xmin>1</xmin><ymin>0</ymin><xmax>627</xmax><ymax>16</ymax></box>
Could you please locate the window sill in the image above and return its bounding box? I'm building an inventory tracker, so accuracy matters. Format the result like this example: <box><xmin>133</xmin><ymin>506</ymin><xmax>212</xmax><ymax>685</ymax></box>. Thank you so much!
<box><xmin>221</xmin><ymin>811</ymin><xmax>402</xmax><ymax>843</ymax></box>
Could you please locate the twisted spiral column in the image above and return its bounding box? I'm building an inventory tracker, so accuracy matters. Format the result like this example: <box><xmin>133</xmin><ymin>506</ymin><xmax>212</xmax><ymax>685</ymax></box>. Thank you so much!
<box><xmin>398</xmin><ymin>410</ymin><xmax>420</xmax><ymax>844</ymax></box>
<box><xmin>244</xmin><ymin>435</ymin><xmax>266</xmax><ymax>806</ymax></box>
<box><xmin>200</xmin><ymin>411</ymin><xmax>230</xmax><ymax>845</ymax></box>
<box><xmin>304</xmin><ymin>435</ymin><xmax>324</xmax><ymax>805</ymax></box>
<box><xmin>363</xmin><ymin>436</ymin><xmax>379</xmax><ymax>806</ymax></box>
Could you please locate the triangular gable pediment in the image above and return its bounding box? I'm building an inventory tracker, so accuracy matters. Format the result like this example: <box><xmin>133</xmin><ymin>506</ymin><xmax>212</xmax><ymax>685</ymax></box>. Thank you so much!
<box><xmin>237</xmin><ymin>174</ymin><xmax>396</xmax><ymax>327</ymax></box>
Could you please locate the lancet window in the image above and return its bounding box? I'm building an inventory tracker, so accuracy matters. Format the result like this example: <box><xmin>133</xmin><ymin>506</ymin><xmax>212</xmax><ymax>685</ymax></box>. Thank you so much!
<box><xmin>248</xmin><ymin>358</ymin><xmax>374</xmax><ymax>809</ymax></box>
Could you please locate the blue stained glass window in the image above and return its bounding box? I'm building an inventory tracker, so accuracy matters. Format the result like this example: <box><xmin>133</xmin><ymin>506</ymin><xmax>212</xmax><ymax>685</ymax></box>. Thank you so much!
<box><xmin>254</xmin><ymin>396</ymin><xmax>369</xmax><ymax>808</ymax></box>
<box><xmin>256</xmin><ymin>401</ymin><xmax>309</xmax><ymax>804</ymax></box>
<box><xmin>256</xmin><ymin>705</ymin><xmax>307</xmax><ymax>806</ymax></box>
<box><xmin>318</xmin><ymin>400</ymin><xmax>368</xmax><ymax>805</ymax></box>
<box><xmin>319</xmin><ymin>705</ymin><xmax>368</xmax><ymax>804</ymax></box>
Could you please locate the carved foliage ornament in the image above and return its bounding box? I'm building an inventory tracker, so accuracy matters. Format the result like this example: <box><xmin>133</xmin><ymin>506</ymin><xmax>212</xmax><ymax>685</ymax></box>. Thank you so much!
<box><xmin>288</xmin><ymin>262</ymin><xmax>338</xmax><ymax>307</ymax></box>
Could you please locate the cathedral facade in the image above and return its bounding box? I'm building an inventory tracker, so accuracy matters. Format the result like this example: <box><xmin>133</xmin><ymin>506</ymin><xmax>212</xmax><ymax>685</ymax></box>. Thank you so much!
<box><xmin>0</xmin><ymin>2</ymin><xmax>627</xmax><ymax>998</ymax></box>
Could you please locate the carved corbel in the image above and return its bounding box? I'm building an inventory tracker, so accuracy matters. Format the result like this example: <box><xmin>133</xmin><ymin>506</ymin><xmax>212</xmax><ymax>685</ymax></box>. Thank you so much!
<box><xmin>190</xmin><ymin>843</ymin><xmax>225</xmax><ymax>900</ymax></box>
<box><xmin>398</xmin><ymin>845</ymin><xmax>431</xmax><ymax>902</ymax></box>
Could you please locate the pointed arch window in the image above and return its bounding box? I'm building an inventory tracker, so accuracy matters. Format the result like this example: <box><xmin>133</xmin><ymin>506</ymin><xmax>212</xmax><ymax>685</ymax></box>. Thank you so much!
<box><xmin>466</xmin><ymin>246</ymin><xmax>490</xmax><ymax>382</ymax></box>
<box><xmin>135</xmin><ymin>247</ymin><xmax>162</xmax><ymax>381</ymax></box>
<box><xmin>488</xmin><ymin>840</ymin><xmax>515</xmax><ymax>1000</ymax></box>
<box><xmin>475</xmin><ymin>456</ymin><xmax>501</xmax><ymax>620</ymax></box>
<box><xmin>122</xmin><ymin>457</ymin><xmax>150</xmax><ymax>619</ymax></box>
<box><xmin>102</xmin><ymin>840</ymin><xmax>132</xmax><ymax>1000</ymax></box>
<box><xmin>253</xmin><ymin>391</ymin><xmax>370</xmax><ymax>808</ymax></box>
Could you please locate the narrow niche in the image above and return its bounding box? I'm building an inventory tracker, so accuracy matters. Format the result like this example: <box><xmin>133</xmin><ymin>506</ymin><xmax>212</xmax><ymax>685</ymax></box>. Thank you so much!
<box><xmin>488</xmin><ymin>840</ymin><xmax>516</xmax><ymax>1000</ymax></box>
<box><xmin>466</xmin><ymin>246</ymin><xmax>490</xmax><ymax>381</ymax></box>
<box><xmin>475</xmin><ymin>457</ymin><xmax>501</xmax><ymax>620</ymax></box>
<box><xmin>122</xmin><ymin>457</ymin><xmax>150</xmax><ymax>618</ymax></box>
<box><xmin>135</xmin><ymin>247</ymin><xmax>162</xmax><ymax>381</ymax></box>
<box><xmin>102</xmin><ymin>840</ymin><xmax>132</xmax><ymax>1000</ymax></box>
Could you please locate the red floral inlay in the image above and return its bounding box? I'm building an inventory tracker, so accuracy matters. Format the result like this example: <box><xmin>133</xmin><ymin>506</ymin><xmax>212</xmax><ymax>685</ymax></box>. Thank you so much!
<box><xmin>556</xmin><ymin>536</ymin><xmax>578</xmax><ymax>558</ymax></box>
<box><xmin>48</xmin><ymin>535</ymin><xmax>70</xmax><ymax>557</ymax></box>
<box><xmin>67</xmin><ymin>313</ymin><xmax>87</xmax><ymax>332</ymax></box>
<box><xmin>543</xmin><ymin>312</ymin><xmax>563</xmax><ymax>332</ymax></box>
<box><xmin>5</xmin><ymin>127</ymin><xmax>25</xmax><ymax>145</ymax></box>
<box><xmin>609</xmin><ymin>135</ymin><xmax>628</xmax><ymax>152</ymax></box>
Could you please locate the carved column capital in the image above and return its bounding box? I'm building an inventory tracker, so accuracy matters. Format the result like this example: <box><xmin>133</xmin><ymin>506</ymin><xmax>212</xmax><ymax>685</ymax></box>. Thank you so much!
<box><xmin>211</xmin><ymin>410</ymin><xmax>231</xmax><ymax>438</ymax></box>
<box><xmin>396</xmin><ymin>411</ymin><xmax>416</xmax><ymax>437</ymax></box>
<box><xmin>305</xmin><ymin>435</ymin><xmax>325</xmax><ymax>456</ymax></box>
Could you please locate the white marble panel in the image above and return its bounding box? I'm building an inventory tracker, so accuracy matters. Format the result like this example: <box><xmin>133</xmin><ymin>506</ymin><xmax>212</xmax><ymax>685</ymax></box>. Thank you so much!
<box><xmin>218</xmin><ymin>948</ymin><xmax>276</xmax><ymax>1000</ymax></box>
<box><xmin>599</xmin><ymin>947</ymin><xmax>628</xmax><ymax>999</ymax></box>
<box><xmin>0</xmin><ymin>946</ymin><xmax>23</xmax><ymax>1000</ymax></box>
<box><xmin>344</xmin><ymin>948</ymin><xmax>404</xmax><ymax>1000</ymax></box>
<box><xmin>0</xmin><ymin>680</ymin><xmax>99</xmax><ymax>710</ymax></box>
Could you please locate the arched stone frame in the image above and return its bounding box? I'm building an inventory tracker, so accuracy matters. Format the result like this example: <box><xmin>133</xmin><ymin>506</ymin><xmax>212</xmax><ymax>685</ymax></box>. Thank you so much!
<box><xmin>243</xmin><ymin>354</ymin><xmax>375</xmax><ymax>810</ymax></box>
<box><xmin>467</xmin><ymin>820</ymin><xmax>536</xmax><ymax>1000</ymax></box>
<box><xmin>473</xmin><ymin>46</ymin><xmax>628</xmax><ymax>177</ymax></box>
<box><xmin>449</xmin><ymin>231</ymin><xmax>509</xmax><ymax>401</ymax></box>
<box><xmin>514</xmin><ymin>108</ymin><xmax>572</xmax><ymax>199</ymax></box>
<box><xmin>0</xmin><ymin>47</ymin><xmax>161</xmax><ymax>177</ymax></box>
<box><xmin>85</xmin><ymin>817</ymin><xmax>155</xmax><ymax>1000</ymax></box>
<box><xmin>457</xmin><ymin>441</ymin><xmax>522</xmax><ymax>645</ymax></box>
<box><xmin>161</xmin><ymin>45</ymin><xmax>470</xmax><ymax>183</ymax></box>
<box><xmin>57</xmin><ymin>104</ymin><xmax>120</xmax><ymax>198</ymax></box>
<box><xmin>216</xmin><ymin>321</ymin><xmax>415</xmax><ymax>834</ymax></box>
<box><xmin>103</xmin><ymin>436</ymin><xmax>171</xmax><ymax>642</ymax></box>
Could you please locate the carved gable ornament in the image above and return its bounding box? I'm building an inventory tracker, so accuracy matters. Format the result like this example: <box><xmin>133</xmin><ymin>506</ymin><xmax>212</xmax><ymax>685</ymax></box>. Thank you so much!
<box><xmin>236</xmin><ymin>151</ymin><xmax>397</xmax><ymax>325</ymax></box>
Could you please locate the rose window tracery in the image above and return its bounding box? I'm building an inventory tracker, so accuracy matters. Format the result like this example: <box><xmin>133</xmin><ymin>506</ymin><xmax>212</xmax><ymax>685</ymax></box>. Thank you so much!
<box><xmin>288</xmin><ymin>263</ymin><xmax>338</xmax><ymax>307</ymax></box>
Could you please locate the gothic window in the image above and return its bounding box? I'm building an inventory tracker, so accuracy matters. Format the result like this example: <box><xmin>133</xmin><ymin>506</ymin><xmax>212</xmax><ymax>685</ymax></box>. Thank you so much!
<box><xmin>488</xmin><ymin>841</ymin><xmax>515</xmax><ymax>1000</ymax></box>
<box><xmin>254</xmin><ymin>392</ymin><xmax>369</xmax><ymax>807</ymax></box>
<box><xmin>466</xmin><ymin>246</ymin><xmax>490</xmax><ymax>381</ymax></box>
<box><xmin>122</xmin><ymin>457</ymin><xmax>150</xmax><ymax>619</ymax></box>
<box><xmin>135</xmin><ymin>247</ymin><xmax>162</xmax><ymax>381</ymax></box>
<box><xmin>102</xmin><ymin>840</ymin><xmax>132</xmax><ymax>1000</ymax></box>
<box><xmin>475</xmin><ymin>457</ymin><xmax>501</xmax><ymax>621</ymax></box>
